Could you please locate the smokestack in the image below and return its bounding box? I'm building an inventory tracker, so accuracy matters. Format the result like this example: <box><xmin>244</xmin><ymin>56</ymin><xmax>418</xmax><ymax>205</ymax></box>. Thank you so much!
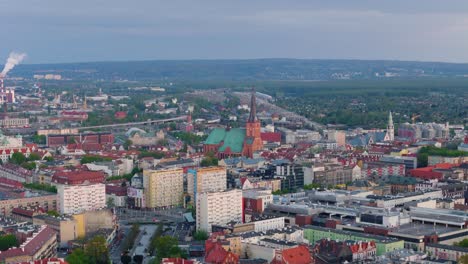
<box><xmin>1</xmin><ymin>52</ymin><xmax>27</xmax><ymax>77</ymax></box>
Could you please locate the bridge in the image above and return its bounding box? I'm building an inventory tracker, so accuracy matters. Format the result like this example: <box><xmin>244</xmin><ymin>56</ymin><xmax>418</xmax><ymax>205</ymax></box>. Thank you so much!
<box><xmin>75</xmin><ymin>115</ymin><xmax>187</xmax><ymax>130</ymax></box>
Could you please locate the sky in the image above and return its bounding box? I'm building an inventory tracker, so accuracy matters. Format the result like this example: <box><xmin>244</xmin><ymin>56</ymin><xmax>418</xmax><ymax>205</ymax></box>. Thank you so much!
<box><xmin>3</xmin><ymin>0</ymin><xmax>468</xmax><ymax>63</ymax></box>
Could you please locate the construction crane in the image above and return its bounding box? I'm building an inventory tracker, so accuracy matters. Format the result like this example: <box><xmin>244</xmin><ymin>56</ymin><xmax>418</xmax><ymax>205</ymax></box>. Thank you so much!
<box><xmin>411</xmin><ymin>114</ymin><xmax>421</xmax><ymax>124</ymax></box>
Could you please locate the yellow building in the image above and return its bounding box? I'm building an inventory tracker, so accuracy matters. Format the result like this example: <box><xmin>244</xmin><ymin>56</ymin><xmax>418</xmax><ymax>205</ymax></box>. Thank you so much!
<box><xmin>143</xmin><ymin>168</ymin><xmax>184</xmax><ymax>208</ymax></box>
<box><xmin>73</xmin><ymin>209</ymin><xmax>115</xmax><ymax>238</ymax></box>
<box><xmin>187</xmin><ymin>166</ymin><xmax>227</xmax><ymax>203</ymax></box>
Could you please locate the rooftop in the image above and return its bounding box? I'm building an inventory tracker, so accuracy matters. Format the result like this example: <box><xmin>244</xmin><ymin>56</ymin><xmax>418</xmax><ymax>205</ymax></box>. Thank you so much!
<box><xmin>305</xmin><ymin>225</ymin><xmax>401</xmax><ymax>244</ymax></box>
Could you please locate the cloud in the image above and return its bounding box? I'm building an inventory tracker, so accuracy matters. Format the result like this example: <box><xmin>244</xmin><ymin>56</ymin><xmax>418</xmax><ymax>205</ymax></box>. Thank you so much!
<box><xmin>2</xmin><ymin>1</ymin><xmax>468</xmax><ymax>62</ymax></box>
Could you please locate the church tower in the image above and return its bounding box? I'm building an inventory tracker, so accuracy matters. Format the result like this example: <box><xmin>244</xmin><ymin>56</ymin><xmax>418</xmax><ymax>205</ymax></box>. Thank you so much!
<box><xmin>243</xmin><ymin>89</ymin><xmax>263</xmax><ymax>157</ymax></box>
<box><xmin>385</xmin><ymin>111</ymin><xmax>394</xmax><ymax>142</ymax></box>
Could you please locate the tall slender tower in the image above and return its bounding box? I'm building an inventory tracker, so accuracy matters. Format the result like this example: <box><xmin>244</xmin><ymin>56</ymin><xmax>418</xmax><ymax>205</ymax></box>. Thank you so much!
<box><xmin>385</xmin><ymin>111</ymin><xmax>395</xmax><ymax>141</ymax></box>
<box><xmin>243</xmin><ymin>89</ymin><xmax>263</xmax><ymax>157</ymax></box>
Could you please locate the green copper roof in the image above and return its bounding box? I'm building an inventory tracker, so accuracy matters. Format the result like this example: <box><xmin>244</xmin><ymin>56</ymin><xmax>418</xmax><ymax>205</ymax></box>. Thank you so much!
<box><xmin>205</xmin><ymin>128</ymin><xmax>246</xmax><ymax>153</ymax></box>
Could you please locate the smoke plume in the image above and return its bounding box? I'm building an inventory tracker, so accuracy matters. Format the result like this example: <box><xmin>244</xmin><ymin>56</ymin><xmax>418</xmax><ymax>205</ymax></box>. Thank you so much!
<box><xmin>1</xmin><ymin>52</ymin><xmax>27</xmax><ymax>77</ymax></box>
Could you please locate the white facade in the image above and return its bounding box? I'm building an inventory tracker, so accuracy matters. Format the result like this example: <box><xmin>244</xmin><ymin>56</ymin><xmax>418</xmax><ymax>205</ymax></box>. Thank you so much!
<box><xmin>58</xmin><ymin>183</ymin><xmax>106</xmax><ymax>214</ymax></box>
<box><xmin>254</xmin><ymin>217</ymin><xmax>285</xmax><ymax>232</ymax></box>
<box><xmin>376</xmin><ymin>190</ymin><xmax>443</xmax><ymax>208</ymax></box>
<box><xmin>196</xmin><ymin>189</ymin><xmax>242</xmax><ymax>232</ymax></box>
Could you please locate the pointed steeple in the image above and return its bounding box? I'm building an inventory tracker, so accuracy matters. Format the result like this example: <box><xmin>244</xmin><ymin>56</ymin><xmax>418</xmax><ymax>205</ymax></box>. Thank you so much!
<box><xmin>386</xmin><ymin>111</ymin><xmax>395</xmax><ymax>142</ymax></box>
<box><xmin>248</xmin><ymin>88</ymin><xmax>257</xmax><ymax>122</ymax></box>
<box><xmin>388</xmin><ymin>111</ymin><xmax>394</xmax><ymax>127</ymax></box>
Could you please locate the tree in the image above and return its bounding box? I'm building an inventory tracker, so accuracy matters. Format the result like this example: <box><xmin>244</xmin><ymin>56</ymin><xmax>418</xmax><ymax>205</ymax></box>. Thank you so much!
<box><xmin>304</xmin><ymin>183</ymin><xmax>321</xmax><ymax>190</ymax></box>
<box><xmin>154</xmin><ymin>236</ymin><xmax>185</xmax><ymax>261</ymax></box>
<box><xmin>68</xmin><ymin>137</ymin><xmax>76</xmax><ymax>144</ymax></box>
<box><xmin>32</xmin><ymin>135</ymin><xmax>46</xmax><ymax>145</ymax></box>
<box><xmin>28</xmin><ymin>153</ymin><xmax>41</xmax><ymax>161</ymax></box>
<box><xmin>85</xmin><ymin>235</ymin><xmax>110</xmax><ymax>264</ymax></box>
<box><xmin>455</xmin><ymin>238</ymin><xmax>468</xmax><ymax>248</ymax></box>
<box><xmin>80</xmin><ymin>155</ymin><xmax>112</xmax><ymax>164</ymax></box>
<box><xmin>24</xmin><ymin>183</ymin><xmax>57</xmax><ymax>193</ymax></box>
<box><xmin>121</xmin><ymin>253</ymin><xmax>132</xmax><ymax>264</ymax></box>
<box><xmin>200</xmin><ymin>154</ymin><xmax>218</xmax><ymax>167</ymax></box>
<box><xmin>107</xmin><ymin>197</ymin><xmax>115</xmax><ymax>208</ymax></box>
<box><xmin>21</xmin><ymin>162</ymin><xmax>36</xmax><ymax>170</ymax></box>
<box><xmin>133</xmin><ymin>255</ymin><xmax>144</xmax><ymax>264</ymax></box>
<box><xmin>149</xmin><ymin>223</ymin><xmax>164</xmax><ymax>255</ymax></box>
<box><xmin>10</xmin><ymin>152</ymin><xmax>26</xmax><ymax>165</ymax></box>
<box><xmin>461</xmin><ymin>255</ymin><xmax>468</xmax><ymax>264</ymax></box>
<box><xmin>193</xmin><ymin>230</ymin><xmax>208</xmax><ymax>241</ymax></box>
<box><xmin>123</xmin><ymin>139</ymin><xmax>133</xmax><ymax>150</ymax></box>
<box><xmin>47</xmin><ymin>210</ymin><xmax>60</xmax><ymax>217</ymax></box>
<box><xmin>0</xmin><ymin>234</ymin><xmax>17</xmax><ymax>251</ymax></box>
<box><xmin>66</xmin><ymin>248</ymin><xmax>90</xmax><ymax>264</ymax></box>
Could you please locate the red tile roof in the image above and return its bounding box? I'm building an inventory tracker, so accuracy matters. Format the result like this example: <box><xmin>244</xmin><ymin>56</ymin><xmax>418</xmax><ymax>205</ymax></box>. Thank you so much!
<box><xmin>205</xmin><ymin>239</ymin><xmax>239</xmax><ymax>264</ymax></box>
<box><xmin>261</xmin><ymin>132</ymin><xmax>281</xmax><ymax>143</ymax></box>
<box><xmin>0</xmin><ymin>178</ymin><xmax>23</xmax><ymax>189</ymax></box>
<box><xmin>105</xmin><ymin>184</ymin><xmax>127</xmax><ymax>196</ymax></box>
<box><xmin>162</xmin><ymin>258</ymin><xmax>194</xmax><ymax>264</ymax></box>
<box><xmin>11</xmin><ymin>207</ymin><xmax>44</xmax><ymax>217</ymax></box>
<box><xmin>409</xmin><ymin>163</ymin><xmax>457</xmax><ymax>180</ymax></box>
<box><xmin>271</xmin><ymin>245</ymin><xmax>312</xmax><ymax>264</ymax></box>
<box><xmin>52</xmin><ymin>169</ymin><xmax>105</xmax><ymax>185</ymax></box>
<box><xmin>19</xmin><ymin>258</ymin><xmax>68</xmax><ymax>264</ymax></box>
<box><xmin>0</xmin><ymin>226</ymin><xmax>56</xmax><ymax>261</ymax></box>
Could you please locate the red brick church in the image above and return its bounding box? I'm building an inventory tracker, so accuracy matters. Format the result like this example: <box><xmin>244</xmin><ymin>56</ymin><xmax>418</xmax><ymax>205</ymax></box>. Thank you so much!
<box><xmin>204</xmin><ymin>90</ymin><xmax>264</xmax><ymax>158</ymax></box>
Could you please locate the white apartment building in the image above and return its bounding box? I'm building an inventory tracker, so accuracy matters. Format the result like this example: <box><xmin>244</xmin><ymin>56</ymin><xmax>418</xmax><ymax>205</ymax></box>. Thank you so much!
<box><xmin>253</xmin><ymin>217</ymin><xmax>285</xmax><ymax>232</ymax></box>
<box><xmin>187</xmin><ymin>167</ymin><xmax>226</xmax><ymax>203</ymax></box>
<box><xmin>196</xmin><ymin>189</ymin><xmax>242</xmax><ymax>232</ymax></box>
<box><xmin>143</xmin><ymin>168</ymin><xmax>183</xmax><ymax>208</ymax></box>
<box><xmin>57</xmin><ymin>183</ymin><xmax>106</xmax><ymax>214</ymax></box>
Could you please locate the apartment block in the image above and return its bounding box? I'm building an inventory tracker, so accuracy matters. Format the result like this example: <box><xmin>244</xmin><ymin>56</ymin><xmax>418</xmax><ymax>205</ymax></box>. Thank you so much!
<box><xmin>187</xmin><ymin>167</ymin><xmax>226</xmax><ymax>203</ymax></box>
<box><xmin>57</xmin><ymin>183</ymin><xmax>106</xmax><ymax>214</ymax></box>
<box><xmin>143</xmin><ymin>168</ymin><xmax>184</xmax><ymax>208</ymax></box>
<box><xmin>196</xmin><ymin>189</ymin><xmax>243</xmax><ymax>232</ymax></box>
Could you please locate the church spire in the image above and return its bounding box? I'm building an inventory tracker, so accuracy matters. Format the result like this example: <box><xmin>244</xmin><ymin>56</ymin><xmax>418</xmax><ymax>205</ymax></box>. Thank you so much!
<box><xmin>388</xmin><ymin>111</ymin><xmax>393</xmax><ymax>127</ymax></box>
<box><xmin>248</xmin><ymin>88</ymin><xmax>257</xmax><ymax>122</ymax></box>
<box><xmin>386</xmin><ymin>111</ymin><xmax>395</xmax><ymax>141</ymax></box>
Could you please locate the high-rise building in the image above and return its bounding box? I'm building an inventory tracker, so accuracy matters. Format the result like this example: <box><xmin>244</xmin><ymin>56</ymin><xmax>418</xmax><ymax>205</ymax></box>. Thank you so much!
<box><xmin>57</xmin><ymin>183</ymin><xmax>106</xmax><ymax>214</ymax></box>
<box><xmin>143</xmin><ymin>168</ymin><xmax>184</xmax><ymax>208</ymax></box>
<box><xmin>384</xmin><ymin>111</ymin><xmax>395</xmax><ymax>142</ymax></box>
<box><xmin>187</xmin><ymin>167</ymin><xmax>227</xmax><ymax>204</ymax></box>
<box><xmin>196</xmin><ymin>189</ymin><xmax>242</xmax><ymax>232</ymax></box>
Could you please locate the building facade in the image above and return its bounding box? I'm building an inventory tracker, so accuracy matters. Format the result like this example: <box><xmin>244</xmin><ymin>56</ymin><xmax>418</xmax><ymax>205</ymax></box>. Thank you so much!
<box><xmin>304</xmin><ymin>226</ymin><xmax>404</xmax><ymax>256</ymax></box>
<box><xmin>57</xmin><ymin>183</ymin><xmax>106</xmax><ymax>214</ymax></box>
<box><xmin>143</xmin><ymin>168</ymin><xmax>184</xmax><ymax>208</ymax></box>
<box><xmin>0</xmin><ymin>226</ymin><xmax>57</xmax><ymax>264</ymax></box>
<box><xmin>187</xmin><ymin>167</ymin><xmax>226</xmax><ymax>204</ymax></box>
<box><xmin>196</xmin><ymin>189</ymin><xmax>243</xmax><ymax>232</ymax></box>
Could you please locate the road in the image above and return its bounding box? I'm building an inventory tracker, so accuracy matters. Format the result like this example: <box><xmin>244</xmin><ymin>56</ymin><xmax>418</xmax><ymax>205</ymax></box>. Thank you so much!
<box><xmin>116</xmin><ymin>208</ymin><xmax>186</xmax><ymax>224</ymax></box>
<box><xmin>110</xmin><ymin>225</ymin><xmax>131</xmax><ymax>264</ymax></box>
<box><xmin>131</xmin><ymin>225</ymin><xmax>157</xmax><ymax>260</ymax></box>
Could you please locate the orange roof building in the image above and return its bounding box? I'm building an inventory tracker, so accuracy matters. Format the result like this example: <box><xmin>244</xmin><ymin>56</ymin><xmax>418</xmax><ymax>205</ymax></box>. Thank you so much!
<box><xmin>271</xmin><ymin>245</ymin><xmax>313</xmax><ymax>264</ymax></box>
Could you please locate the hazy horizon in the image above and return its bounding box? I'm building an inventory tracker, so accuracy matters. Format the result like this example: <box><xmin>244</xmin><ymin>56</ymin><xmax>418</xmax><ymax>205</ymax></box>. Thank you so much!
<box><xmin>16</xmin><ymin>57</ymin><xmax>468</xmax><ymax>66</ymax></box>
<box><xmin>4</xmin><ymin>0</ymin><xmax>468</xmax><ymax>64</ymax></box>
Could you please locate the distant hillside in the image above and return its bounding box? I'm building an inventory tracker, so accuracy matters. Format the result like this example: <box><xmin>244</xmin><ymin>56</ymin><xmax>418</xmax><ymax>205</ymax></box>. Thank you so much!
<box><xmin>10</xmin><ymin>58</ymin><xmax>468</xmax><ymax>81</ymax></box>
